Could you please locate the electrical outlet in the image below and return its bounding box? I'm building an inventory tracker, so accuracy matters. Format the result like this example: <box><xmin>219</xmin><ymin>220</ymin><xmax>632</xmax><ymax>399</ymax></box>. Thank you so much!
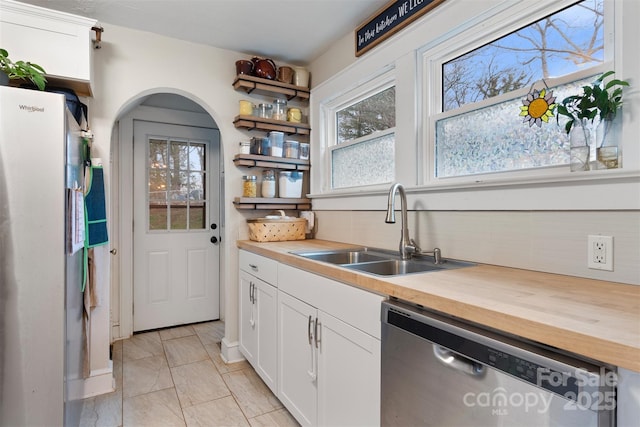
<box><xmin>588</xmin><ymin>235</ymin><xmax>613</xmax><ymax>271</ymax></box>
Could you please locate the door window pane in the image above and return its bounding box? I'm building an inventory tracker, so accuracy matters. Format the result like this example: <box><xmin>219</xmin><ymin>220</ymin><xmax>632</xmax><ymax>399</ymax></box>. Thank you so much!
<box><xmin>147</xmin><ymin>137</ymin><xmax>207</xmax><ymax>231</ymax></box>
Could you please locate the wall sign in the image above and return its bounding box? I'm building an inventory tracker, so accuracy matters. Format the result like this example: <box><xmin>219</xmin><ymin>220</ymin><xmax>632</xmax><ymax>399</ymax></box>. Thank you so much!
<box><xmin>355</xmin><ymin>0</ymin><xmax>446</xmax><ymax>57</ymax></box>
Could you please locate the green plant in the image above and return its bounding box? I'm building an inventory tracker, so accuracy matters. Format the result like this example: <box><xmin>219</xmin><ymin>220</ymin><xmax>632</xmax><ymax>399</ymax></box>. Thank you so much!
<box><xmin>0</xmin><ymin>48</ymin><xmax>47</xmax><ymax>90</ymax></box>
<box><xmin>556</xmin><ymin>71</ymin><xmax>630</xmax><ymax>134</ymax></box>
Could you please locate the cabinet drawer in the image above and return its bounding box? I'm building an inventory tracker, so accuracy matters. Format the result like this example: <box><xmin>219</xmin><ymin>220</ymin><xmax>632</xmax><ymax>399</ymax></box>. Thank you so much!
<box><xmin>278</xmin><ymin>263</ymin><xmax>384</xmax><ymax>339</ymax></box>
<box><xmin>239</xmin><ymin>250</ymin><xmax>278</xmax><ymax>284</ymax></box>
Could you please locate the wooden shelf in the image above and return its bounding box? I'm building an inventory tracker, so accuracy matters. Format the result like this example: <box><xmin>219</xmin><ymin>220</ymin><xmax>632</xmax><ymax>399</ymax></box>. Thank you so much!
<box><xmin>233</xmin><ymin>154</ymin><xmax>310</xmax><ymax>171</ymax></box>
<box><xmin>232</xmin><ymin>73</ymin><xmax>312</xmax><ymax>211</ymax></box>
<box><xmin>234</xmin><ymin>115</ymin><xmax>311</xmax><ymax>135</ymax></box>
<box><xmin>233</xmin><ymin>74</ymin><xmax>310</xmax><ymax>101</ymax></box>
<box><xmin>233</xmin><ymin>197</ymin><xmax>311</xmax><ymax>210</ymax></box>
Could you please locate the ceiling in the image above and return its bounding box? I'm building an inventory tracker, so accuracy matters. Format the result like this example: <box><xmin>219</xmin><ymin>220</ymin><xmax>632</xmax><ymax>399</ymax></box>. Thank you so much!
<box><xmin>17</xmin><ymin>0</ymin><xmax>389</xmax><ymax>64</ymax></box>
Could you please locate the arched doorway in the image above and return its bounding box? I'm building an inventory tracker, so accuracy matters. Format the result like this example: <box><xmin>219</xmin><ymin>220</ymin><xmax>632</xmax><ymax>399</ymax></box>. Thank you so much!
<box><xmin>110</xmin><ymin>91</ymin><xmax>224</xmax><ymax>338</ymax></box>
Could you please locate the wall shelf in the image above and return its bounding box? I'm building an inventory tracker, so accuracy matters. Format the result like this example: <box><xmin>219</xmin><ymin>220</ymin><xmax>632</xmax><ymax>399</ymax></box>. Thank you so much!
<box><xmin>233</xmin><ymin>115</ymin><xmax>311</xmax><ymax>136</ymax></box>
<box><xmin>233</xmin><ymin>74</ymin><xmax>310</xmax><ymax>101</ymax></box>
<box><xmin>233</xmin><ymin>197</ymin><xmax>311</xmax><ymax>210</ymax></box>
<box><xmin>233</xmin><ymin>154</ymin><xmax>310</xmax><ymax>171</ymax></box>
<box><xmin>233</xmin><ymin>72</ymin><xmax>311</xmax><ymax>211</ymax></box>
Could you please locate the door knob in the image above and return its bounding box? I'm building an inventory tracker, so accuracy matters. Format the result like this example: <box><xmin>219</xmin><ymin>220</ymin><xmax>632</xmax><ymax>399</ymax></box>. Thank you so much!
<box><xmin>210</xmin><ymin>236</ymin><xmax>218</xmax><ymax>244</ymax></box>
<box><xmin>110</xmin><ymin>249</ymin><xmax>117</xmax><ymax>255</ymax></box>
<box><xmin>210</xmin><ymin>223</ymin><xmax>217</xmax><ymax>230</ymax></box>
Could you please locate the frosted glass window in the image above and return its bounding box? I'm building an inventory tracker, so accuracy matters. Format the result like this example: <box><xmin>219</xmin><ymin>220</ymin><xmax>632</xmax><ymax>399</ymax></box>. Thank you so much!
<box><xmin>433</xmin><ymin>0</ymin><xmax>612</xmax><ymax>179</ymax></box>
<box><xmin>435</xmin><ymin>77</ymin><xmax>595</xmax><ymax>177</ymax></box>
<box><xmin>332</xmin><ymin>133</ymin><xmax>395</xmax><ymax>189</ymax></box>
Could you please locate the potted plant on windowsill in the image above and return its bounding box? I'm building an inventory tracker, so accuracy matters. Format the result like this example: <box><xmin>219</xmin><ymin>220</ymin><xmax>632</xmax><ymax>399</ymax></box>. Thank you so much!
<box><xmin>0</xmin><ymin>48</ymin><xmax>47</xmax><ymax>90</ymax></box>
<box><xmin>556</xmin><ymin>70</ymin><xmax>630</xmax><ymax>170</ymax></box>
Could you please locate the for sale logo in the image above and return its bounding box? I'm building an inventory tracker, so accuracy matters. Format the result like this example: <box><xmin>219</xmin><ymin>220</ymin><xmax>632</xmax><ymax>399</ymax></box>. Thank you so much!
<box><xmin>463</xmin><ymin>367</ymin><xmax>617</xmax><ymax>416</ymax></box>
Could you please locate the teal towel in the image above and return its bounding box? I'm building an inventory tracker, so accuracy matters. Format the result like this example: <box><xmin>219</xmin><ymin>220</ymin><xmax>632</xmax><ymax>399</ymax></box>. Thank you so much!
<box><xmin>85</xmin><ymin>166</ymin><xmax>108</xmax><ymax>248</ymax></box>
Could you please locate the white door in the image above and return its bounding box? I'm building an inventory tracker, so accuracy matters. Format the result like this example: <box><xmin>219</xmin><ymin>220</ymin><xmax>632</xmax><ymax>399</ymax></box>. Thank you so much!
<box><xmin>133</xmin><ymin>120</ymin><xmax>220</xmax><ymax>331</ymax></box>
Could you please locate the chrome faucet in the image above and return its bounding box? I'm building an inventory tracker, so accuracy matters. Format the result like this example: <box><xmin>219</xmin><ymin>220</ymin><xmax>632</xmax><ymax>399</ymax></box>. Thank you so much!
<box><xmin>385</xmin><ymin>183</ymin><xmax>420</xmax><ymax>260</ymax></box>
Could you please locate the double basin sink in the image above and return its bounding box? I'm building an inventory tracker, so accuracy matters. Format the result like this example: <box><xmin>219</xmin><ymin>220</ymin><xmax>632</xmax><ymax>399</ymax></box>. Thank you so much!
<box><xmin>292</xmin><ymin>247</ymin><xmax>474</xmax><ymax>277</ymax></box>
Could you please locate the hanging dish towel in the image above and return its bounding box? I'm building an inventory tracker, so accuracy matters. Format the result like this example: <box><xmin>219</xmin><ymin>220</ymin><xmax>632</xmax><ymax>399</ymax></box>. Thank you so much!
<box><xmin>84</xmin><ymin>165</ymin><xmax>109</xmax><ymax>248</ymax></box>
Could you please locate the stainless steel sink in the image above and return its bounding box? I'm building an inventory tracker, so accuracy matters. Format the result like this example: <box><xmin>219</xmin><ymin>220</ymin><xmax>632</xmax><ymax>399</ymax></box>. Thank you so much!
<box><xmin>291</xmin><ymin>248</ymin><xmax>474</xmax><ymax>276</ymax></box>
<box><xmin>343</xmin><ymin>259</ymin><xmax>443</xmax><ymax>275</ymax></box>
<box><xmin>295</xmin><ymin>249</ymin><xmax>388</xmax><ymax>265</ymax></box>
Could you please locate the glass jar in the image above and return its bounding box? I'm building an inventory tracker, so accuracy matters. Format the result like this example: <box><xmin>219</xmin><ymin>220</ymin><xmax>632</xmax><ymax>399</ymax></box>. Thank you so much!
<box><xmin>272</xmin><ymin>98</ymin><xmax>287</xmax><ymax>121</ymax></box>
<box><xmin>239</xmin><ymin>141</ymin><xmax>251</xmax><ymax>154</ymax></box>
<box><xmin>261</xmin><ymin>169</ymin><xmax>276</xmax><ymax>198</ymax></box>
<box><xmin>242</xmin><ymin>175</ymin><xmax>257</xmax><ymax>197</ymax></box>
<box><xmin>284</xmin><ymin>140</ymin><xmax>300</xmax><ymax>159</ymax></box>
<box><xmin>257</xmin><ymin>103</ymin><xmax>273</xmax><ymax>119</ymax></box>
<box><xmin>299</xmin><ymin>142</ymin><xmax>310</xmax><ymax>160</ymax></box>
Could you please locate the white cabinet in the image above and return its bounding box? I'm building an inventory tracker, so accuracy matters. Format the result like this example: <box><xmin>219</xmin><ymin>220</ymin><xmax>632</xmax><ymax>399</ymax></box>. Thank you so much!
<box><xmin>277</xmin><ymin>263</ymin><xmax>383</xmax><ymax>427</ymax></box>
<box><xmin>238</xmin><ymin>251</ymin><xmax>278</xmax><ymax>392</ymax></box>
<box><xmin>0</xmin><ymin>0</ymin><xmax>97</xmax><ymax>96</ymax></box>
<box><xmin>317</xmin><ymin>311</ymin><xmax>380</xmax><ymax>427</ymax></box>
<box><xmin>278</xmin><ymin>291</ymin><xmax>318</xmax><ymax>426</ymax></box>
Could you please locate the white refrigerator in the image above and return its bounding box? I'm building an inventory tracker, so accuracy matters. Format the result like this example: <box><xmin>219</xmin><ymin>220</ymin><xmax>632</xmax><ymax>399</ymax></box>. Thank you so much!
<box><xmin>0</xmin><ymin>85</ymin><xmax>85</xmax><ymax>425</ymax></box>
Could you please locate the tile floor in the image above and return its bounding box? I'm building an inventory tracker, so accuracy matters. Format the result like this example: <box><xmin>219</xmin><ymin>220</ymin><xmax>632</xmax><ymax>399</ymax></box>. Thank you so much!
<box><xmin>79</xmin><ymin>321</ymin><xmax>299</xmax><ymax>427</ymax></box>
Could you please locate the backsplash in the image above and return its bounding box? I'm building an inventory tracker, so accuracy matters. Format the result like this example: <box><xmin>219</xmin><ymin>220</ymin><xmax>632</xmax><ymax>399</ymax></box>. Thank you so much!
<box><xmin>313</xmin><ymin>210</ymin><xmax>640</xmax><ymax>285</ymax></box>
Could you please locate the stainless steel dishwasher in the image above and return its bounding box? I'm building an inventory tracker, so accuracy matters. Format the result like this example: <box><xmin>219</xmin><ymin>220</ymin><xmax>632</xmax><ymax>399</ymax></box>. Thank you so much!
<box><xmin>381</xmin><ymin>299</ymin><xmax>616</xmax><ymax>427</ymax></box>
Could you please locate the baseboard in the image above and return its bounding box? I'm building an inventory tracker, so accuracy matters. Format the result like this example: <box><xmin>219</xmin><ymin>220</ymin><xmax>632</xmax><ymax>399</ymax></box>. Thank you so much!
<box><xmin>67</xmin><ymin>362</ymin><xmax>115</xmax><ymax>400</ymax></box>
<box><xmin>221</xmin><ymin>337</ymin><xmax>245</xmax><ymax>363</ymax></box>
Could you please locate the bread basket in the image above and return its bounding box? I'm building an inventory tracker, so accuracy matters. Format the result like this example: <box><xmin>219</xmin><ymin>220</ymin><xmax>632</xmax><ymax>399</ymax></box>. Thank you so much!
<box><xmin>247</xmin><ymin>210</ymin><xmax>307</xmax><ymax>242</ymax></box>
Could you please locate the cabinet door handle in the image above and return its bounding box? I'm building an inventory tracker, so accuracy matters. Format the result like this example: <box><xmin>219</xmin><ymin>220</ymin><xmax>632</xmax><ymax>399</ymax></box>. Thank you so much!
<box><xmin>307</xmin><ymin>315</ymin><xmax>317</xmax><ymax>382</ymax></box>
<box><xmin>249</xmin><ymin>263</ymin><xmax>258</xmax><ymax>271</ymax></box>
<box><xmin>307</xmin><ymin>315</ymin><xmax>313</xmax><ymax>345</ymax></box>
<box><xmin>248</xmin><ymin>282</ymin><xmax>255</xmax><ymax>327</ymax></box>
<box><xmin>314</xmin><ymin>317</ymin><xmax>320</xmax><ymax>349</ymax></box>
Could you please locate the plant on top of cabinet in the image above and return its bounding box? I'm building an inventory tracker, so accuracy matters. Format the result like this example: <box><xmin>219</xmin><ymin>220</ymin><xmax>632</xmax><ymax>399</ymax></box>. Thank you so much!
<box><xmin>0</xmin><ymin>48</ymin><xmax>47</xmax><ymax>90</ymax></box>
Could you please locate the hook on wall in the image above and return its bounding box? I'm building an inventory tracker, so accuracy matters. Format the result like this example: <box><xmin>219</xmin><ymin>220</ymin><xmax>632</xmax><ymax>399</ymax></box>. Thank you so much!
<box><xmin>92</xmin><ymin>25</ymin><xmax>104</xmax><ymax>49</ymax></box>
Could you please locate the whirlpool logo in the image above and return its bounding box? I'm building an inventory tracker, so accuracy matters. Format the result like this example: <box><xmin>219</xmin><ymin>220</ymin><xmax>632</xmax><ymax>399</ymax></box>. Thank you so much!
<box><xmin>18</xmin><ymin>104</ymin><xmax>45</xmax><ymax>113</ymax></box>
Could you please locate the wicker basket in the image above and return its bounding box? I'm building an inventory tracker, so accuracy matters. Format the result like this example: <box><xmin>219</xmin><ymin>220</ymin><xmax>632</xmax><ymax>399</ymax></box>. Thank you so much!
<box><xmin>247</xmin><ymin>211</ymin><xmax>307</xmax><ymax>242</ymax></box>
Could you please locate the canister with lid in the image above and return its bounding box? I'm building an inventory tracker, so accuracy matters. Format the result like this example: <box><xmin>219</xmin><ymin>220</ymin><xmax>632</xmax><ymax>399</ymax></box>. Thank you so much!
<box><xmin>268</xmin><ymin>131</ymin><xmax>284</xmax><ymax>157</ymax></box>
<box><xmin>242</xmin><ymin>175</ymin><xmax>257</xmax><ymax>197</ymax></box>
<box><xmin>239</xmin><ymin>141</ymin><xmax>251</xmax><ymax>154</ymax></box>
<box><xmin>284</xmin><ymin>140</ymin><xmax>300</xmax><ymax>159</ymax></box>
<box><xmin>261</xmin><ymin>169</ymin><xmax>276</xmax><ymax>198</ymax></box>
<box><xmin>299</xmin><ymin>142</ymin><xmax>310</xmax><ymax>160</ymax></box>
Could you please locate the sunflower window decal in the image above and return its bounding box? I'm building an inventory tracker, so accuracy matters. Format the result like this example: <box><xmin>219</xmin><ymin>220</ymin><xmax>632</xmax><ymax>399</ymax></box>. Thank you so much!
<box><xmin>520</xmin><ymin>80</ymin><xmax>557</xmax><ymax>127</ymax></box>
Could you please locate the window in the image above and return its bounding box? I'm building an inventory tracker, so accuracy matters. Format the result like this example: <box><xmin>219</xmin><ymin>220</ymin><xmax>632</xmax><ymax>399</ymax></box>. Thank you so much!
<box><xmin>325</xmin><ymin>71</ymin><xmax>396</xmax><ymax>189</ymax></box>
<box><xmin>430</xmin><ymin>0</ymin><xmax>609</xmax><ymax>179</ymax></box>
<box><xmin>148</xmin><ymin>138</ymin><xmax>207</xmax><ymax>230</ymax></box>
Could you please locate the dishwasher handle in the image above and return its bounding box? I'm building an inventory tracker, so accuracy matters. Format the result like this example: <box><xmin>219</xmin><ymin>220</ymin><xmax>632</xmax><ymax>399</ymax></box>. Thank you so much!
<box><xmin>433</xmin><ymin>345</ymin><xmax>485</xmax><ymax>377</ymax></box>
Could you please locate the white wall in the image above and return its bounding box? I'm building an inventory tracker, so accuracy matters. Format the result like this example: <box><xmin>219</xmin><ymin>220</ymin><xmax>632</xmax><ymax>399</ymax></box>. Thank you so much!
<box><xmin>307</xmin><ymin>0</ymin><xmax>640</xmax><ymax>285</ymax></box>
<box><xmin>87</xmin><ymin>23</ymin><xmax>262</xmax><ymax>366</ymax></box>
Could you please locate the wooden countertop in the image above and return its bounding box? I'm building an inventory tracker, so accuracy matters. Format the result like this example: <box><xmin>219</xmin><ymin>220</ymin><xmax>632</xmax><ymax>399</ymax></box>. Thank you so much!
<box><xmin>237</xmin><ymin>239</ymin><xmax>640</xmax><ymax>372</ymax></box>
